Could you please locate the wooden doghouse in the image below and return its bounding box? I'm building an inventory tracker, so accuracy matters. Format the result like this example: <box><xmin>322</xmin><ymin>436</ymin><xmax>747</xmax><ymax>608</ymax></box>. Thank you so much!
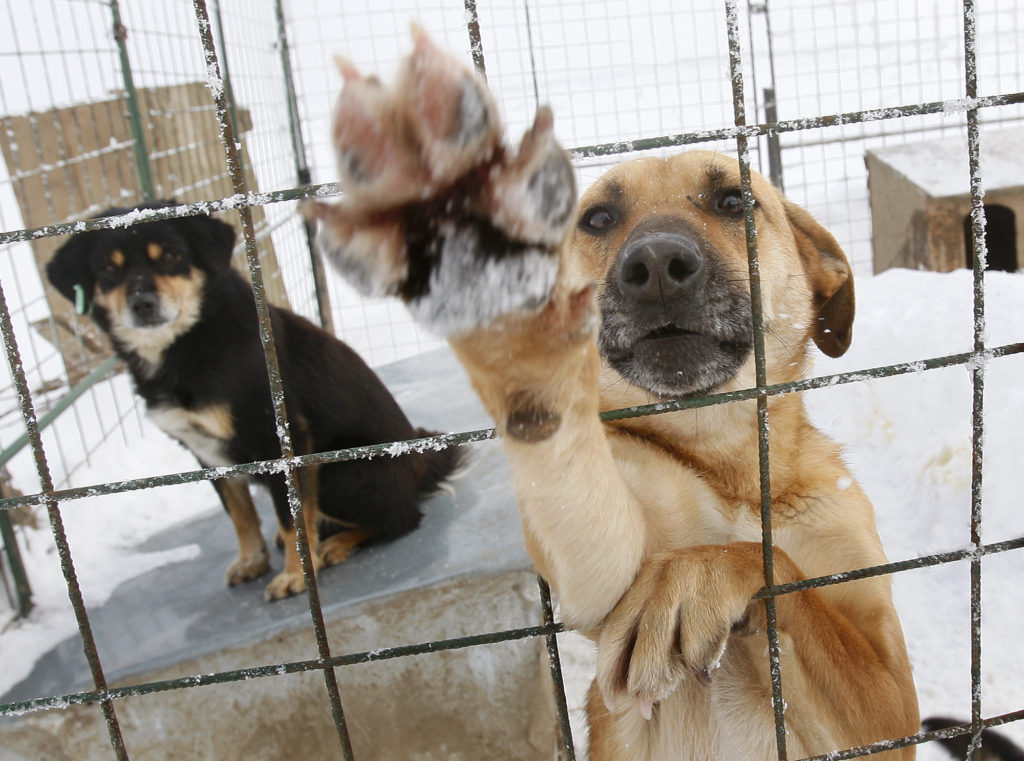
<box><xmin>865</xmin><ymin>128</ymin><xmax>1024</xmax><ymax>274</ymax></box>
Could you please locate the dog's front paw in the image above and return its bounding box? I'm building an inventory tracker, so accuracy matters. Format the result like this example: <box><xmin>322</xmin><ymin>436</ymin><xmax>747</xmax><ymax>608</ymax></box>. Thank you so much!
<box><xmin>264</xmin><ymin>569</ymin><xmax>307</xmax><ymax>601</ymax></box>
<box><xmin>225</xmin><ymin>544</ymin><xmax>270</xmax><ymax>586</ymax></box>
<box><xmin>595</xmin><ymin>545</ymin><xmax>766</xmax><ymax>719</ymax></box>
<box><xmin>304</xmin><ymin>25</ymin><xmax>576</xmax><ymax>337</ymax></box>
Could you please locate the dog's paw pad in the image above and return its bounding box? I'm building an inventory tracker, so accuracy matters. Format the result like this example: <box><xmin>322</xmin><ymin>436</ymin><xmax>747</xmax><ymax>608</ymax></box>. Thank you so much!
<box><xmin>314</xmin><ymin>28</ymin><xmax>576</xmax><ymax>337</ymax></box>
<box><xmin>505</xmin><ymin>390</ymin><xmax>561</xmax><ymax>442</ymax></box>
<box><xmin>264</xmin><ymin>570</ymin><xmax>306</xmax><ymax>601</ymax></box>
<box><xmin>487</xmin><ymin>107</ymin><xmax>576</xmax><ymax>246</ymax></box>
<box><xmin>330</xmin><ymin>58</ymin><xmax>428</xmax><ymax>207</ymax></box>
<box><xmin>399</xmin><ymin>24</ymin><xmax>500</xmax><ymax>185</ymax></box>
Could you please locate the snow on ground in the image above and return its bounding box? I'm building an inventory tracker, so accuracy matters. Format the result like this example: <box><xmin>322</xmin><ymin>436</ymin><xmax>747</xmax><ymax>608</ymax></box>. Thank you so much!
<box><xmin>0</xmin><ymin>401</ymin><xmax>220</xmax><ymax>692</ymax></box>
<box><xmin>1</xmin><ymin>267</ymin><xmax>1023</xmax><ymax>760</ymax></box>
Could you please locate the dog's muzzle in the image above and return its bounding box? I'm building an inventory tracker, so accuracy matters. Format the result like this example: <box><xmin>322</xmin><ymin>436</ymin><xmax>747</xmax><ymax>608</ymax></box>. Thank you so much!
<box><xmin>598</xmin><ymin>217</ymin><xmax>753</xmax><ymax>398</ymax></box>
<box><xmin>126</xmin><ymin>278</ymin><xmax>165</xmax><ymax>328</ymax></box>
<box><xmin>615</xmin><ymin>230</ymin><xmax>705</xmax><ymax>309</ymax></box>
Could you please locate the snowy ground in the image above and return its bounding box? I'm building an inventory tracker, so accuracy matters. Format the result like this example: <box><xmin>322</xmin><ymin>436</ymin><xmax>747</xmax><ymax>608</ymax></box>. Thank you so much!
<box><xmin>1</xmin><ymin>267</ymin><xmax>1022</xmax><ymax>759</ymax></box>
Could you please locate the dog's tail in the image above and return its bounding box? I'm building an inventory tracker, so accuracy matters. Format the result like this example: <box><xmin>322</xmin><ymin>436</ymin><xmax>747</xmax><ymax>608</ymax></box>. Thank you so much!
<box><xmin>923</xmin><ymin>717</ymin><xmax>1024</xmax><ymax>761</ymax></box>
<box><xmin>412</xmin><ymin>427</ymin><xmax>466</xmax><ymax>496</ymax></box>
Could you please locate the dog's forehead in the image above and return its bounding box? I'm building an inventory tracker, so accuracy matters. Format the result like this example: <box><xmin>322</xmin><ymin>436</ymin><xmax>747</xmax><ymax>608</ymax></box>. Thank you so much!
<box><xmin>90</xmin><ymin>222</ymin><xmax>187</xmax><ymax>259</ymax></box>
<box><xmin>585</xmin><ymin>152</ymin><xmax>735</xmax><ymax>202</ymax></box>
<box><xmin>580</xmin><ymin>150</ymin><xmax>784</xmax><ymax>227</ymax></box>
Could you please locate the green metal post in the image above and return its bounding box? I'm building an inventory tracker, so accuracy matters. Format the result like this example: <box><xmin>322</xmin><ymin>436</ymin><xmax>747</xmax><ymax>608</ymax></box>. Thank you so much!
<box><xmin>110</xmin><ymin>0</ymin><xmax>155</xmax><ymax>200</ymax></box>
<box><xmin>0</xmin><ymin>508</ymin><xmax>32</xmax><ymax>617</ymax></box>
<box><xmin>210</xmin><ymin>0</ymin><xmax>245</xmax><ymax>177</ymax></box>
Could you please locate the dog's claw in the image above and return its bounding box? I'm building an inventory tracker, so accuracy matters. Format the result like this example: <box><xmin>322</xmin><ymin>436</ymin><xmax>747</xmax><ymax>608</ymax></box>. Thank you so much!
<box><xmin>639</xmin><ymin>698</ymin><xmax>654</xmax><ymax>721</ymax></box>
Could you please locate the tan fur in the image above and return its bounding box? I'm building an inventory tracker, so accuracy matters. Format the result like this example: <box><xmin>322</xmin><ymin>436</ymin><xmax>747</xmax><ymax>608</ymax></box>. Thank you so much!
<box><xmin>212</xmin><ymin>476</ymin><xmax>270</xmax><ymax>586</ymax></box>
<box><xmin>449</xmin><ymin>152</ymin><xmax>918</xmax><ymax>760</ymax></box>
<box><xmin>147</xmin><ymin>402</ymin><xmax>234</xmax><ymax>468</ymax></box>
<box><xmin>310</xmin><ymin>37</ymin><xmax>916</xmax><ymax>754</ymax></box>
<box><xmin>318</xmin><ymin>528</ymin><xmax>375</xmax><ymax>566</ymax></box>
<box><xmin>95</xmin><ymin>269</ymin><xmax>206</xmax><ymax>373</ymax></box>
<box><xmin>264</xmin><ymin>463</ymin><xmax>324</xmax><ymax>600</ymax></box>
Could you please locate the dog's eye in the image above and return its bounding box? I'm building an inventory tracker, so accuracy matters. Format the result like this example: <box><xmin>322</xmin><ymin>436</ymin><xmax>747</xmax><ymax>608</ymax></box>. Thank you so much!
<box><xmin>579</xmin><ymin>205</ymin><xmax>617</xmax><ymax>234</ymax></box>
<box><xmin>161</xmin><ymin>249</ymin><xmax>180</xmax><ymax>263</ymax></box>
<box><xmin>716</xmin><ymin>190</ymin><xmax>749</xmax><ymax>217</ymax></box>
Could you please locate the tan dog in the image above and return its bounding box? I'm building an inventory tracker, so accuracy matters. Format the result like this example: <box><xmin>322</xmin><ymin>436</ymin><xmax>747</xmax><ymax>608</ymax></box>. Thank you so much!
<box><xmin>305</xmin><ymin>28</ymin><xmax>919</xmax><ymax>761</ymax></box>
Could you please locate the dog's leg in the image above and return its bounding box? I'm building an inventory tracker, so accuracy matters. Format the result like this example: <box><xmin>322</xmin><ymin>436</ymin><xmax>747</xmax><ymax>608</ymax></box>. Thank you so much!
<box><xmin>306</xmin><ymin>30</ymin><xmax>647</xmax><ymax>632</ymax></box>
<box><xmin>211</xmin><ymin>477</ymin><xmax>269</xmax><ymax>585</ymax></box>
<box><xmin>317</xmin><ymin>528</ymin><xmax>373</xmax><ymax>567</ymax></box>
<box><xmin>264</xmin><ymin>466</ymin><xmax>324</xmax><ymax>601</ymax></box>
<box><xmin>595</xmin><ymin>542</ymin><xmax>917</xmax><ymax>756</ymax></box>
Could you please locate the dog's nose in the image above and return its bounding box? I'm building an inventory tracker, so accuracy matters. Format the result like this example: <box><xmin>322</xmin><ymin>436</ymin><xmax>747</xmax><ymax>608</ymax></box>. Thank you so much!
<box><xmin>616</xmin><ymin>233</ymin><xmax>704</xmax><ymax>303</ymax></box>
<box><xmin>129</xmin><ymin>291</ymin><xmax>160</xmax><ymax>322</ymax></box>
<box><xmin>126</xmin><ymin>276</ymin><xmax>160</xmax><ymax>322</ymax></box>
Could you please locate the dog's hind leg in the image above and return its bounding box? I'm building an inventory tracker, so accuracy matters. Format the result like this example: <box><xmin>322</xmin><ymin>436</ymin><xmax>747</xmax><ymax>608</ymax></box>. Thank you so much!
<box><xmin>211</xmin><ymin>477</ymin><xmax>269</xmax><ymax>586</ymax></box>
<box><xmin>317</xmin><ymin>527</ymin><xmax>375</xmax><ymax>567</ymax></box>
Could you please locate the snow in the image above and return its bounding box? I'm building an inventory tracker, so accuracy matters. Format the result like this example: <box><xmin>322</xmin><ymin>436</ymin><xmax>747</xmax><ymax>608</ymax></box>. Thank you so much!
<box><xmin>0</xmin><ymin>413</ymin><xmax>220</xmax><ymax>693</ymax></box>
<box><xmin>2</xmin><ymin>268</ymin><xmax>1023</xmax><ymax>760</ymax></box>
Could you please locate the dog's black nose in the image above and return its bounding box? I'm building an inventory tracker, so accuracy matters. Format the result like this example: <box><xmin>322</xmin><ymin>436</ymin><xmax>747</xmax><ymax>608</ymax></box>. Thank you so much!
<box><xmin>616</xmin><ymin>233</ymin><xmax>704</xmax><ymax>303</ymax></box>
<box><xmin>128</xmin><ymin>290</ymin><xmax>160</xmax><ymax>323</ymax></box>
<box><xmin>130</xmin><ymin>291</ymin><xmax>160</xmax><ymax>321</ymax></box>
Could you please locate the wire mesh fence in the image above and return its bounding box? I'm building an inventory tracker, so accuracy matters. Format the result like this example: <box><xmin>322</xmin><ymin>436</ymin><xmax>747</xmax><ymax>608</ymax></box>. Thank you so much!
<box><xmin>0</xmin><ymin>0</ymin><xmax>1022</xmax><ymax>759</ymax></box>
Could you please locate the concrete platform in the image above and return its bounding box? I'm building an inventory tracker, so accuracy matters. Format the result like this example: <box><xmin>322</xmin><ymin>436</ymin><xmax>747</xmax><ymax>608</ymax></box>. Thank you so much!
<box><xmin>0</xmin><ymin>348</ymin><xmax>557</xmax><ymax>761</ymax></box>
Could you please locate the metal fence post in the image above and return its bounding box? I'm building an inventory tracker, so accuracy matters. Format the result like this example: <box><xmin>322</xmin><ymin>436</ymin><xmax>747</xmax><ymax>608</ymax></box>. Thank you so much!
<box><xmin>275</xmin><ymin>0</ymin><xmax>334</xmax><ymax>333</ymax></box>
<box><xmin>464</xmin><ymin>0</ymin><xmax>487</xmax><ymax>80</ymax></box>
<box><xmin>191</xmin><ymin>2</ymin><xmax>354</xmax><ymax>756</ymax></box>
<box><xmin>110</xmin><ymin>0</ymin><xmax>155</xmax><ymax>201</ymax></box>
<box><xmin>725</xmin><ymin>3</ymin><xmax>788</xmax><ymax>759</ymax></box>
<box><xmin>0</xmin><ymin>508</ymin><xmax>31</xmax><ymax>617</ymax></box>
<box><xmin>0</xmin><ymin>277</ymin><xmax>129</xmax><ymax>758</ymax></box>
<box><xmin>962</xmin><ymin>2</ymin><xmax>988</xmax><ymax>758</ymax></box>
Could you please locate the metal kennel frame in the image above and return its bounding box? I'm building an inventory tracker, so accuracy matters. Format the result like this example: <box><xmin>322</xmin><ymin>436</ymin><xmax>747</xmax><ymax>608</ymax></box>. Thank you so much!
<box><xmin>1</xmin><ymin>0</ymin><xmax>1023</xmax><ymax>759</ymax></box>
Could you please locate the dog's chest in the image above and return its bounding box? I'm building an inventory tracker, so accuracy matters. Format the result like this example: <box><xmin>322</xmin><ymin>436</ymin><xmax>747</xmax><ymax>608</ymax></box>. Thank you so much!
<box><xmin>148</xmin><ymin>403</ymin><xmax>235</xmax><ymax>468</ymax></box>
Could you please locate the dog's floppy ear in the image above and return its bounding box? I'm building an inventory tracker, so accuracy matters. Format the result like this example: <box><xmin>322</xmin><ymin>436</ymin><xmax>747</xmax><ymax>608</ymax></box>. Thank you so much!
<box><xmin>784</xmin><ymin>200</ymin><xmax>855</xmax><ymax>358</ymax></box>
<box><xmin>46</xmin><ymin>231</ymin><xmax>99</xmax><ymax>316</ymax></box>
<box><xmin>177</xmin><ymin>213</ymin><xmax>237</xmax><ymax>269</ymax></box>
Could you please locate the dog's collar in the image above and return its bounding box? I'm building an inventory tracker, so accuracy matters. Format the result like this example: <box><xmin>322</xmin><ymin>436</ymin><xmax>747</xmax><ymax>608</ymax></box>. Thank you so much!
<box><xmin>73</xmin><ymin>283</ymin><xmax>93</xmax><ymax>316</ymax></box>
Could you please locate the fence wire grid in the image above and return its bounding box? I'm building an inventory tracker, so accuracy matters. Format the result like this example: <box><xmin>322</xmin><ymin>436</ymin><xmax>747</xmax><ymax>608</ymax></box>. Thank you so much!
<box><xmin>0</xmin><ymin>1</ymin><xmax>1022</xmax><ymax>760</ymax></box>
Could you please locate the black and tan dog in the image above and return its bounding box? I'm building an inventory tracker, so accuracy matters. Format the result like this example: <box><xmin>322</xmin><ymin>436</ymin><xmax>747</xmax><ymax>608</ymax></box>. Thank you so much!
<box><xmin>47</xmin><ymin>202</ymin><xmax>460</xmax><ymax>600</ymax></box>
<box><xmin>304</xmin><ymin>28</ymin><xmax>919</xmax><ymax>760</ymax></box>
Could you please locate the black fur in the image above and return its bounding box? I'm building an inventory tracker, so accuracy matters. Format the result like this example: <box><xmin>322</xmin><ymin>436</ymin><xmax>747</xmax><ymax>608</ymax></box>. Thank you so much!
<box><xmin>48</xmin><ymin>201</ymin><xmax>460</xmax><ymax>548</ymax></box>
<box><xmin>923</xmin><ymin>717</ymin><xmax>1024</xmax><ymax>761</ymax></box>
